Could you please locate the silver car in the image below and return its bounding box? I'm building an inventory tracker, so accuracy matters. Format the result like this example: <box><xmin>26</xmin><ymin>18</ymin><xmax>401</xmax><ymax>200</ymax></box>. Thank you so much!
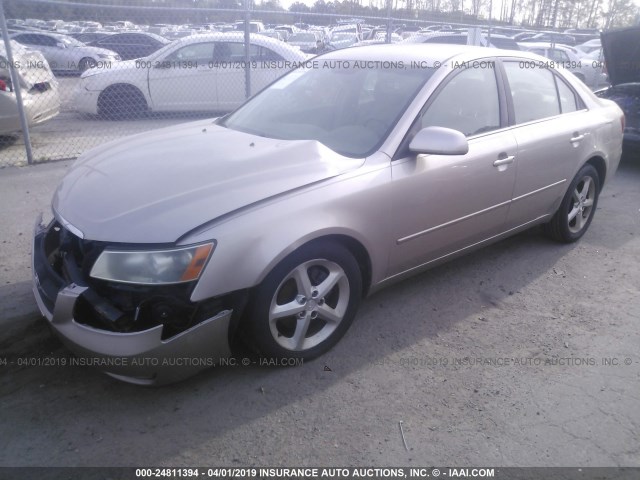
<box><xmin>9</xmin><ymin>32</ymin><xmax>120</xmax><ymax>72</ymax></box>
<box><xmin>1</xmin><ymin>40</ymin><xmax>60</xmax><ymax>135</ymax></box>
<box><xmin>32</xmin><ymin>44</ymin><xmax>624</xmax><ymax>385</ymax></box>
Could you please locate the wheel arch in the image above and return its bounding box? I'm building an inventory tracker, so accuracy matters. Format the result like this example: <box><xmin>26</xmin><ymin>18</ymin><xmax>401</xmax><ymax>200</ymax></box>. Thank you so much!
<box><xmin>190</xmin><ymin>225</ymin><xmax>381</xmax><ymax>304</ymax></box>
<box><xmin>585</xmin><ymin>155</ymin><xmax>606</xmax><ymax>189</ymax></box>
<box><xmin>285</xmin><ymin>234</ymin><xmax>373</xmax><ymax>298</ymax></box>
<box><xmin>97</xmin><ymin>83</ymin><xmax>149</xmax><ymax>115</ymax></box>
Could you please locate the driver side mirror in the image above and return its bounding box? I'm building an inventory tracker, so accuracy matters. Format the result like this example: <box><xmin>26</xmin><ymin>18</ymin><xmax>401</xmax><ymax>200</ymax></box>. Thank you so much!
<box><xmin>56</xmin><ymin>42</ymin><xmax>67</xmax><ymax>49</ymax></box>
<box><xmin>409</xmin><ymin>126</ymin><xmax>469</xmax><ymax>155</ymax></box>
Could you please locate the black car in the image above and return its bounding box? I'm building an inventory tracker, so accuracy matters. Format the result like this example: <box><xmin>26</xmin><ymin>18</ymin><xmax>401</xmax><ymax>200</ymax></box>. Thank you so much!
<box><xmin>88</xmin><ymin>32</ymin><xmax>170</xmax><ymax>60</ymax></box>
<box><xmin>596</xmin><ymin>27</ymin><xmax>640</xmax><ymax>151</ymax></box>
<box><xmin>69</xmin><ymin>31</ymin><xmax>114</xmax><ymax>44</ymax></box>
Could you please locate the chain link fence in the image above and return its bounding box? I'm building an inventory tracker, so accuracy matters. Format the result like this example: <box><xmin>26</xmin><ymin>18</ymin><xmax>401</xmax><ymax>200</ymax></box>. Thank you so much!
<box><xmin>0</xmin><ymin>0</ymin><xmax>525</xmax><ymax>167</ymax></box>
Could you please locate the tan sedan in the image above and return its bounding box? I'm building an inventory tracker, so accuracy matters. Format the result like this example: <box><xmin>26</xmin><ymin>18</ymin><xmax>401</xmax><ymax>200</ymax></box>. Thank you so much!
<box><xmin>32</xmin><ymin>44</ymin><xmax>623</xmax><ymax>384</ymax></box>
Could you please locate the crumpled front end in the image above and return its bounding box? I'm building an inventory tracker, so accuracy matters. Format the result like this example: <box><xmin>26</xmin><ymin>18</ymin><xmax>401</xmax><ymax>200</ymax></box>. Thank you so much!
<box><xmin>31</xmin><ymin>217</ymin><xmax>234</xmax><ymax>385</ymax></box>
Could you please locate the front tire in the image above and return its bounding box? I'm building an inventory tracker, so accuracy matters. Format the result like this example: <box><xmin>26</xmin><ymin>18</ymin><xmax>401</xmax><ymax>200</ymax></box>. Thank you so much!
<box><xmin>244</xmin><ymin>241</ymin><xmax>362</xmax><ymax>360</ymax></box>
<box><xmin>545</xmin><ymin>164</ymin><xmax>600</xmax><ymax>243</ymax></box>
<box><xmin>78</xmin><ymin>57</ymin><xmax>97</xmax><ymax>72</ymax></box>
<box><xmin>97</xmin><ymin>85</ymin><xmax>147</xmax><ymax>119</ymax></box>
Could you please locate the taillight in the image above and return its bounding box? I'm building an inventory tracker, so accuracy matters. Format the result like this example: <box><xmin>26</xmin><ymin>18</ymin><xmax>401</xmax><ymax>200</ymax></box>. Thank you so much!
<box><xmin>0</xmin><ymin>79</ymin><xmax>7</xmax><ymax>91</ymax></box>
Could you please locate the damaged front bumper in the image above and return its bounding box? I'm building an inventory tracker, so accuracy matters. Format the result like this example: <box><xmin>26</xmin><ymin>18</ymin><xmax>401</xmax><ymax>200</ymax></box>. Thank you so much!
<box><xmin>31</xmin><ymin>217</ymin><xmax>233</xmax><ymax>385</ymax></box>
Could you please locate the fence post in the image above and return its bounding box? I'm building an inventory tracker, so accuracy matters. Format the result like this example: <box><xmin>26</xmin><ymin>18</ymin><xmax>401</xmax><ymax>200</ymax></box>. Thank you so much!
<box><xmin>0</xmin><ymin>0</ymin><xmax>35</xmax><ymax>165</ymax></box>
<box><xmin>244</xmin><ymin>0</ymin><xmax>251</xmax><ymax>99</ymax></box>
<box><xmin>386</xmin><ymin>0</ymin><xmax>393</xmax><ymax>43</ymax></box>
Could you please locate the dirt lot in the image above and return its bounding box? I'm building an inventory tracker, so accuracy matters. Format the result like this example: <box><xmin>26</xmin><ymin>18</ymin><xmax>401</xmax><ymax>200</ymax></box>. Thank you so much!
<box><xmin>0</xmin><ymin>154</ymin><xmax>638</xmax><ymax>471</ymax></box>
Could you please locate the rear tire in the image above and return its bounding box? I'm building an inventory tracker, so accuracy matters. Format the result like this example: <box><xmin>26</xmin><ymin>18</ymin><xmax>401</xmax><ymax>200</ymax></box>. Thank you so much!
<box><xmin>244</xmin><ymin>241</ymin><xmax>362</xmax><ymax>360</ymax></box>
<box><xmin>545</xmin><ymin>164</ymin><xmax>600</xmax><ymax>243</ymax></box>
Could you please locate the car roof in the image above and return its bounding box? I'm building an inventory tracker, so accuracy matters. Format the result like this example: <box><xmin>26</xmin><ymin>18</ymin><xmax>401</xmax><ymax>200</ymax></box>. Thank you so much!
<box><xmin>176</xmin><ymin>32</ymin><xmax>308</xmax><ymax>56</ymax></box>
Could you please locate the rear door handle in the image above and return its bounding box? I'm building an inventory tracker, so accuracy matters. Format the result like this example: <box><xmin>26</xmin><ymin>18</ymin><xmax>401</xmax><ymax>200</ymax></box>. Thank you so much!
<box><xmin>493</xmin><ymin>156</ymin><xmax>515</xmax><ymax>167</ymax></box>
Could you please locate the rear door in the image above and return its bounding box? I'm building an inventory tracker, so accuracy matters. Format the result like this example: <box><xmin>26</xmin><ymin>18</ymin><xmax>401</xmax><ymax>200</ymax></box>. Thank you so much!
<box><xmin>500</xmin><ymin>60</ymin><xmax>594</xmax><ymax>228</ymax></box>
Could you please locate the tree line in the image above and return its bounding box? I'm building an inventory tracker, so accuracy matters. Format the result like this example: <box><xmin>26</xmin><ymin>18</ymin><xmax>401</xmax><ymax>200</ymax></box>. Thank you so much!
<box><xmin>4</xmin><ymin>0</ymin><xmax>639</xmax><ymax>29</ymax></box>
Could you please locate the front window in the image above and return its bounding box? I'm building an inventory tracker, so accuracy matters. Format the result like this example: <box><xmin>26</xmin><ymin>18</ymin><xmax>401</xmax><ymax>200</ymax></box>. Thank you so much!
<box><xmin>420</xmin><ymin>63</ymin><xmax>501</xmax><ymax>136</ymax></box>
<box><xmin>220</xmin><ymin>63</ymin><xmax>434</xmax><ymax>157</ymax></box>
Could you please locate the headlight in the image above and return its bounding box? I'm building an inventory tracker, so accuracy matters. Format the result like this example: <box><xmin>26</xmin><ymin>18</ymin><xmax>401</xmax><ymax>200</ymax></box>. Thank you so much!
<box><xmin>90</xmin><ymin>243</ymin><xmax>215</xmax><ymax>285</ymax></box>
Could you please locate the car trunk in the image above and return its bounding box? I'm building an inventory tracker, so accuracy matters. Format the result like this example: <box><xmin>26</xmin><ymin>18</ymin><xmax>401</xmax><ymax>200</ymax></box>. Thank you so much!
<box><xmin>600</xmin><ymin>27</ymin><xmax>640</xmax><ymax>86</ymax></box>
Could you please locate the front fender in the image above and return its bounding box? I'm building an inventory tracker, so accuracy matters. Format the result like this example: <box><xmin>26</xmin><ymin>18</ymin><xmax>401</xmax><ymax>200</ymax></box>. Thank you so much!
<box><xmin>187</xmin><ymin>161</ymin><xmax>392</xmax><ymax>302</ymax></box>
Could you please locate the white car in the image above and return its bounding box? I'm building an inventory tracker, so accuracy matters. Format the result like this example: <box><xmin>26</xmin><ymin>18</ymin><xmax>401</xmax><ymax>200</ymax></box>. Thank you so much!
<box><xmin>9</xmin><ymin>32</ymin><xmax>121</xmax><ymax>73</ymax></box>
<box><xmin>518</xmin><ymin>42</ymin><xmax>608</xmax><ymax>89</ymax></box>
<box><xmin>0</xmin><ymin>40</ymin><xmax>60</xmax><ymax>135</ymax></box>
<box><xmin>517</xmin><ymin>42</ymin><xmax>582</xmax><ymax>64</ymax></box>
<box><xmin>73</xmin><ymin>32</ymin><xmax>309</xmax><ymax>118</ymax></box>
<box><xmin>575</xmin><ymin>38</ymin><xmax>601</xmax><ymax>54</ymax></box>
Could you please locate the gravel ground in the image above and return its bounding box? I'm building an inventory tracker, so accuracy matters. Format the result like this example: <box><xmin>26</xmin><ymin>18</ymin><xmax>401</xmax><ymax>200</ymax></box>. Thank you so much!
<box><xmin>0</xmin><ymin>153</ymin><xmax>638</xmax><ymax>470</ymax></box>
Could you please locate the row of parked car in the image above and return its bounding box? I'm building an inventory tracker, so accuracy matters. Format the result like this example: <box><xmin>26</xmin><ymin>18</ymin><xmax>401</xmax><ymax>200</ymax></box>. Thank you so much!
<box><xmin>1</xmin><ymin>20</ymin><xmax>638</xmax><ymax>150</ymax></box>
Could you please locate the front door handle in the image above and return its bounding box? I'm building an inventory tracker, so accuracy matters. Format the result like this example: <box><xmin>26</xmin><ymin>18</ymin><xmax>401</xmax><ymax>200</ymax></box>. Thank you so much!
<box><xmin>570</xmin><ymin>134</ymin><xmax>585</xmax><ymax>142</ymax></box>
<box><xmin>493</xmin><ymin>156</ymin><xmax>515</xmax><ymax>167</ymax></box>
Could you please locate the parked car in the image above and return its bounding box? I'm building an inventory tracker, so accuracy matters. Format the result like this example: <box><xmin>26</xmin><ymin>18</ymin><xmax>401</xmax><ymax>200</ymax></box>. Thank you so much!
<box><xmin>233</xmin><ymin>21</ymin><xmax>265</xmax><ymax>33</ymax></box>
<box><xmin>596</xmin><ymin>27</ymin><xmax>640</xmax><ymax>151</ymax></box>
<box><xmin>0</xmin><ymin>40</ymin><xmax>60</xmax><ymax>134</ymax></box>
<box><xmin>73</xmin><ymin>32</ymin><xmax>308</xmax><ymax>117</ymax></box>
<box><xmin>564</xmin><ymin>28</ymin><xmax>600</xmax><ymax>44</ymax></box>
<box><xmin>69</xmin><ymin>32</ymin><xmax>115</xmax><ymax>44</ymax></box>
<box><xmin>287</xmin><ymin>31</ymin><xmax>324</xmax><ymax>53</ymax></box>
<box><xmin>517</xmin><ymin>41</ymin><xmax>582</xmax><ymax>58</ymax></box>
<box><xmin>34</xmin><ymin>44</ymin><xmax>623</xmax><ymax>384</ymax></box>
<box><xmin>575</xmin><ymin>38</ymin><xmax>601</xmax><ymax>54</ymax></box>
<box><xmin>574</xmin><ymin>48</ymin><xmax>609</xmax><ymax>90</ymax></box>
<box><xmin>517</xmin><ymin>42</ymin><xmax>607</xmax><ymax>89</ymax></box>
<box><xmin>520</xmin><ymin>32</ymin><xmax>577</xmax><ymax>45</ymax></box>
<box><xmin>9</xmin><ymin>32</ymin><xmax>120</xmax><ymax>72</ymax></box>
<box><xmin>326</xmin><ymin>31</ymin><xmax>359</xmax><ymax>50</ymax></box>
<box><xmin>259</xmin><ymin>30</ymin><xmax>286</xmax><ymax>42</ymax></box>
<box><xmin>331</xmin><ymin>23</ymin><xmax>363</xmax><ymax>42</ymax></box>
<box><xmin>87</xmin><ymin>32</ymin><xmax>170</xmax><ymax>60</ymax></box>
<box><xmin>274</xmin><ymin>25</ymin><xmax>299</xmax><ymax>40</ymax></box>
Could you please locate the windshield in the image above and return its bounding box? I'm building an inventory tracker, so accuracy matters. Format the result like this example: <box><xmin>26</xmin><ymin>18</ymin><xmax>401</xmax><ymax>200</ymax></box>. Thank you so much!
<box><xmin>220</xmin><ymin>62</ymin><xmax>434</xmax><ymax>157</ymax></box>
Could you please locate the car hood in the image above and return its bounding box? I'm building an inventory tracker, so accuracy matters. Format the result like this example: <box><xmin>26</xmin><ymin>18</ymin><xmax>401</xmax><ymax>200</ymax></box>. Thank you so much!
<box><xmin>600</xmin><ymin>27</ymin><xmax>640</xmax><ymax>85</ymax></box>
<box><xmin>52</xmin><ymin>120</ymin><xmax>362</xmax><ymax>244</ymax></box>
<box><xmin>81</xmin><ymin>58</ymin><xmax>137</xmax><ymax>78</ymax></box>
